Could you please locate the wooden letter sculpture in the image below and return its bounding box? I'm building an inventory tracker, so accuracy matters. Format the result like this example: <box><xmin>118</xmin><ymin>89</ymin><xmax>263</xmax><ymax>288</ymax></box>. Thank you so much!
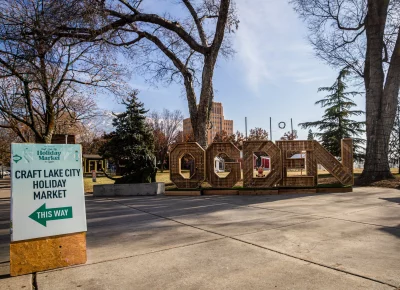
<box><xmin>276</xmin><ymin>140</ymin><xmax>318</xmax><ymax>187</ymax></box>
<box><xmin>243</xmin><ymin>141</ymin><xmax>282</xmax><ymax>187</ymax></box>
<box><xmin>206</xmin><ymin>142</ymin><xmax>241</xmax><ymax>188</ymax></box>
<box><xmin>276</xmin><ymin>139</ymin><xmax>353</xmax><ymax>186</ymax></box>
<box><xmin>169</xmin><ymin>142</ymin><xmax>205</xmax><ymax>189</ymax></box>
<box><xmin>169</xmin><ymin>139</ymin><xmax>353</xmax><ymax>189</ymax></box>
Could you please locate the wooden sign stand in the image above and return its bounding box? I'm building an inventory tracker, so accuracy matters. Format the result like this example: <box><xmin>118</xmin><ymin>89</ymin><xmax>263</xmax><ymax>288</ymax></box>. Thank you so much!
<box><xmin>10</xmin><ymin>232</ymin><xmax>86</xmax><ymax>276</ymax></box>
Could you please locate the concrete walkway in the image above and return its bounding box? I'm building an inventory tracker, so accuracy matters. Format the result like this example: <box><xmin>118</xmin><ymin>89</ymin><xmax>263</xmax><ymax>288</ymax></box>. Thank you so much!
<box><xmin>0</xmin><ymin>187</ymin><xmax>399</xmax><ymax>289</ymax></box>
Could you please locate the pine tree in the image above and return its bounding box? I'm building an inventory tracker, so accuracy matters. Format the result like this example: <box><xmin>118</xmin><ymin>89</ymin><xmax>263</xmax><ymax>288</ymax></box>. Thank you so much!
<box><xmin>307</xmin><ymin>129</ymin><xmax>314</xmax><ymax>140</ymax></box>
<box><xmin>99</xmin><ymin>92</ymin><xmax>156</xmax><ymax>183</ymax></box>
<box><xmin>299</xmin><ymin>69</ymin><xmax>365</xmax><ymax>160</ymax></box>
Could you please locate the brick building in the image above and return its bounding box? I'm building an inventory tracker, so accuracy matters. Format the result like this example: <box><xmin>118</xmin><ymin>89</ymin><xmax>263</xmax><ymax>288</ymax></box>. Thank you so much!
<box><xmin>183</xmin><ymin>102</ymin><xmax>234</xmax><ymax>145</ymax></box>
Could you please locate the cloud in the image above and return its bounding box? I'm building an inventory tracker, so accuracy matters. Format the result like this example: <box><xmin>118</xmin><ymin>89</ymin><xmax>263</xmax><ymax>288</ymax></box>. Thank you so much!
<box><xmin>295</xmin><ymin>76</ymin><xmax>331</xmax><ymax>84</ymax></box>
<box><xmin>233</xmin><ymin>0</ymin><xmax>330</xmax><ymax>92</ymax></box>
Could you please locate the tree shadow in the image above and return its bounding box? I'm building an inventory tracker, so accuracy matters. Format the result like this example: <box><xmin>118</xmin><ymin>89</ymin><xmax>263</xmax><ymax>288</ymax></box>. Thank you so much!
<box><xmin>1</xmin><ymin>190</ymin><xmax>398</xmax><ymax>272</ymax></box>
<box><xmin>379</xmin><ymin>197</ymin><xmax>400</xmax><ymax>205</ymax></box>
<box><xmin>379</xmin><ymin>226</ymin><xmax>400</xmax><ymax>239</ymax></box>
<box><xmin>377</xmin><ymin>197</ymin><xmax>400</xmax><ymax>239</ymax></box>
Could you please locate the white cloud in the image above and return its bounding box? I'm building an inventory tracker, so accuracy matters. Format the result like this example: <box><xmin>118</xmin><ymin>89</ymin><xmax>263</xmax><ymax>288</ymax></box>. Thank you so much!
<box><xmin>295</xmin><ymin>76</ymin><xmax>331</xmax><ymax>84</ymax></box>
<box><xmin>234</xmin><ymin>0</ymin><xmax>331</xmax><ymax>92</ymax></box>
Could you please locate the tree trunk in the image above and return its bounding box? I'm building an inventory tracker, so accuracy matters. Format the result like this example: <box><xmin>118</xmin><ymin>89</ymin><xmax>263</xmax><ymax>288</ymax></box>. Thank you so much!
<box><xmin>189</xmin><ymin>56</ymin><xmax>215</xmax><ymax>148</ymax></box>
<box><xmin>192</xmin><ymin>115</ymin><xmax>208</xmax><ymax>148</ymax></box>
<box><xmin>358</xmin><ymin>0</ymin><xmax>397</xmax><ymax>183</ymax></box>
<box><xmin>359</xmin><ymin>110</ymin><xmax>395</xmax><ymax>182</ymax></box>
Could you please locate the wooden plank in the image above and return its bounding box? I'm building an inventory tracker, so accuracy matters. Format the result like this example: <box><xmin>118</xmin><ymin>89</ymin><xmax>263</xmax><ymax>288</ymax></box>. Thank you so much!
<box><xmin>314</xmin><ymin>140</ymin><xmax>353</xmax><ymax>185</ymax></box>
<box><xmin>239</xmin><ymin>190</ymin><xmax>279</xmax><ymax>195</ymax></box>
<box><xmin>341</xmin><ymin>139</ymin><xmax>354</xmax><ymax>184</ymax></box>
<box><xmin>203</xmin><ymin>190</ymin><xmax>239</xmax><ymax>195</ymax></box>
<box><xmin>164</xmin><ymin>191</ymin><xmax>201</xmax><ymax>196</ymax></box>
<box><xmin>278</xmin><ymin>188</ymin><xmax>317</xmax><ymax>194</ymax></box>
<box><xmin>283</xmin><ymin>176</ymin><xmax>315</xmax><ymax>187</ymax></box>
<box><xmin>10</xmin><ymin>232</ymin><xmax>86</xmax><ymax>276</ymax></box>
<box><xmin>316</xmin><ymin>187</ymin><xmax>353</xmax><ymax>193</ymax></box>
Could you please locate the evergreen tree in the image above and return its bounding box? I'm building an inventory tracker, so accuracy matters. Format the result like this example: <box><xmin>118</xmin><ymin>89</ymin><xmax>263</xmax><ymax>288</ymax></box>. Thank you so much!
<box><xmin>99</xmin><ymin>92</ymin><xmax>157</xmax><ymax>183</ymax></box>
<box><xmin>307</xmin><ymin>129</ymin><xmax>314</xmax><ymax>140</ymax></box>
<box><xmin>299</xmin><ymin>69</ymin><xmax>365</xmax><ymax>160</ymax></box>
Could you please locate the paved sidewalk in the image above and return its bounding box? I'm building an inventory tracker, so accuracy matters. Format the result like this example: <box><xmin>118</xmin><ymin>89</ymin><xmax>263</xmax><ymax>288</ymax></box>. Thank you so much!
<box><xmin>0</xmin><ymin>187</ymin><xmax>399</xmax><ymax>289</ymax></box>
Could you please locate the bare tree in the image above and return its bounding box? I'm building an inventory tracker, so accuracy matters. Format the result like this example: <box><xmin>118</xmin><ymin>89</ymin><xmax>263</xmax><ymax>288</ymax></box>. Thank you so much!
<box><xmin>290</xmin><ymin>0</ymin><xmax>400</xmax><ymax>183</ymax></box>
<box><xmin>248</xmin><ymin>127</ymin><xmax>269</xmax><ymax>141</ymax></box>
<box><xmin>0</xmin><ymin>0</ymin><xmax>126</xmax><ymax>143</ymax></box>
<box><xmin>56</xmin><ymin>0</ymin><xmax>238</xmax><ymax>147</ymax></box>
<box><xmin>148</xmin><ymin>109</ymin><xmax>183</xmax><ymax>172</ymax></box>
<box><xmin>0</xmin><ymin>126</ymin><xmax>20</xmax><ymax>166</ymax></box>
<box><xmin>280</xmin><ymin>130</ymin><xmax>298</xmax><ymax>141</ymax></box>
<box><xmin>213</xmin><ymin>130</ymin><xmax>235</xmax><ymax>143</ymax></box>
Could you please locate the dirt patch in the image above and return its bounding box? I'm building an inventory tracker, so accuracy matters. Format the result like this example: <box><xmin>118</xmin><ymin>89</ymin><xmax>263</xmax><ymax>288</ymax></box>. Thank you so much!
<box><xmin>357</xmin><ymin>178</ymin><xmax>400</xmax><ymax>189</ymax></box>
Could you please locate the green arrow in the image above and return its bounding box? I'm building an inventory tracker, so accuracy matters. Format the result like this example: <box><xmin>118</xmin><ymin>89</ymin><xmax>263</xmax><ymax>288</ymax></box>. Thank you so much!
<box><xmin>29</xmin><ymin>203</ymin><xmax>73</xmax><ymax>227</ymax></box>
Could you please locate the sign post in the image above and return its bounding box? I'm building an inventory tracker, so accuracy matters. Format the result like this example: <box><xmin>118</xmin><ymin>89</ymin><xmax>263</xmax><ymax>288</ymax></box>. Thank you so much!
<box><xmin>10</xmin><ymin>144</ymin><xmax>87</xmax><ymax>276</ymax></box>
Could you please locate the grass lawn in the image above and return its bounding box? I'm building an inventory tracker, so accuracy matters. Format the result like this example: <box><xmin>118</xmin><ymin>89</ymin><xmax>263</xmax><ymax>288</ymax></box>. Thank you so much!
<box><xmin>156</xmin><ymin>170</ymin><xmax>172</xmax><ymax>183</ymax></box>
<box><xmin>84</xmin><ymin>170</ymin><xmax>172</xmax><ymax>193</ymax></box>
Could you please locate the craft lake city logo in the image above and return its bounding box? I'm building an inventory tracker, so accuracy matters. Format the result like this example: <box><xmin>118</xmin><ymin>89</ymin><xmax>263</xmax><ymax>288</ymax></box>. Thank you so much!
<box><xmin>37</xmin><ymin>147</ymin><xmax>61</xmax><ymax>161</ymax></box>
<box><xmin>13</xmin><ymin>154</ymin><xmax>22</xmax><ymax>163</ymax></box>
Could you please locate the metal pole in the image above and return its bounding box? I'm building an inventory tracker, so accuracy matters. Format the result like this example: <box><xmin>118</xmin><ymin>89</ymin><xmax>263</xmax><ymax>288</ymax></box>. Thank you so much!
<box><xmin>270</xmin><ymin>117</ymin><xmax>272</xmax><ymax>141</ymax></box>
<box><xmin>291</xmin><ymin>118</ymin><xmax>293</xmax><ymax>135</ymax></box>
<box><xmin>65</xmin><ymin>134</ymin><xmax>68</xmax><ymax>144</ymax></box>
<box><xmin>245</xmin><ymin>117</ymin><xmax>248</xmax><ymax>139</ymax></box>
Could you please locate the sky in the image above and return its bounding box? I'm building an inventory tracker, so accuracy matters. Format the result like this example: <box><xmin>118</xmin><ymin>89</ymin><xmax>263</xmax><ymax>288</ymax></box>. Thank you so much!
<box><xmin>96</xmin><ymin>0</ymin><xmax>365</xmax><ymax>140</ymax></box>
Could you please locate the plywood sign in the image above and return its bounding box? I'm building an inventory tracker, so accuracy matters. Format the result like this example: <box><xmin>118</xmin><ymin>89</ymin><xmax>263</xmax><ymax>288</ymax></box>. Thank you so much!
<box><xmin>11</xmin><ymin>144</ymin><xmax>87</xmax><ymax>242</ymax></box>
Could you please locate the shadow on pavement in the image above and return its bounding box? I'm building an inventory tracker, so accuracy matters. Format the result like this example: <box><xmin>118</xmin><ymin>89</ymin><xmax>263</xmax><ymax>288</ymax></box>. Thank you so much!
<box><xmin>380</xmin><ymin>197</ymin><xmax>400</xmax><ymax>205</ymax></box>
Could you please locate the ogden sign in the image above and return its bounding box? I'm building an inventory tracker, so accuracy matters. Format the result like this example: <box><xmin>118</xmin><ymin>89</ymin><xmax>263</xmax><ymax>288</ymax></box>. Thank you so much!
<box><xmin>11</xmin><ymin>144</ymin><xmax>87</xmax><ymax>241</ymax></box>
<box><xmin>169</xmin><ymin>139</ymin><xmax>353</xmax><ymax>189</ymax></box>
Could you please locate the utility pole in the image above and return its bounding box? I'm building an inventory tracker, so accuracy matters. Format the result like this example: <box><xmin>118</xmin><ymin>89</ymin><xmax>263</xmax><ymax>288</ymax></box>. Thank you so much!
<box><xmin>270</xmin><ymin>117</ymin><xmax>272</xmax><ymax>141</ymax></box>
<box><xmin>291</xmin><ymin>118</ymin><xmax>293</xmax><ymax>135</ymax></box>
<box><xmin>245</xmin><ymin>117</ymin><xmax>248</xmax><ymax>140</ymax></box>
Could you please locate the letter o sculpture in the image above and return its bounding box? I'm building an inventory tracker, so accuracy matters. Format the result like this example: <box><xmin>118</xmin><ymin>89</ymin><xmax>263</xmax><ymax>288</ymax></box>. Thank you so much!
<box><xmin>169</xmin><ymin>142</ymin><xmax>205</xmax><ymax>189</ymax></box>
<box><xmin>243</xmin><ymin>141</ymin><xmax>282</xmax><ymax>187</ymax></box>
<box><xmin>206</xmin><ymin>142</ymin><xmax>241</xmax><ymax>188</ymax></box>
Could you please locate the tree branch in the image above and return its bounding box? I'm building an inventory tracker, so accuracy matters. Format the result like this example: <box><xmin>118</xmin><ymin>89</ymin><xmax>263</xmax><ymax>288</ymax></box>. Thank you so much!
<box><xmin>182</xmin><ymin>0</ymin><xmax>208</xmax><ymax>46</ymax></box>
